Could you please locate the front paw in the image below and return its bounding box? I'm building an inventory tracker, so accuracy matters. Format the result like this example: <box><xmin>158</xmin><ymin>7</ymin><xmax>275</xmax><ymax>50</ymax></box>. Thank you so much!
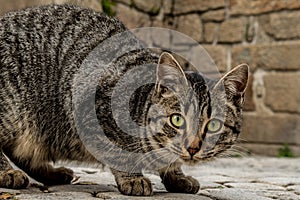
<box><xmin>42</xmin><ymin>167</ymin><xmax>74</xmax><ymax>186</ymax></box>
<box><xmin>0</xmin><ymin>169</ymin><xmax>29</xmax><ymax>189</ymax></box>
<box><xmin>162</xmin><ymin>175</ymin><xmax>200</xmax><ymax>194</ymax></box>
<box><xmin>117</xmin><ymin>176</ymin><xmax>153</xmax><ymax>196</ymax></box>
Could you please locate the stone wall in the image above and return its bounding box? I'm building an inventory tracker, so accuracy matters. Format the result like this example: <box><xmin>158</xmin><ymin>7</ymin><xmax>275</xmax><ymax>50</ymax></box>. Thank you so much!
<box><xmin>0</xmin><ymin>0</ymin><xmax>299</xmax><ymax>156</ymax></box>
<box><xmin>113</xmin><ymin>0</ymin><xmax>300</xmax><ymax>157</ymax></box>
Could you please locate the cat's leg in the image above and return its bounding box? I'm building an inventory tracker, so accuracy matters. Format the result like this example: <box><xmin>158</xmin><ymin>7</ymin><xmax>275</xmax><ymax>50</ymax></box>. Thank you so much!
<box><xmin>26</xmin><ymin>165</ymin><xmax>74</xmax><ymax>186</ymax></box>
<box><xmin>12</xmin><ymin>162</ymin><xmax>74</xmax><ymax>186</ymax></box>
<box><xmin>0</xmin><ymin>151</ymin><xmax>30</xmax><ymax>189</ymax></box>
<box><xmin>111</xmin><ymin>168</ymin><xmax>153</xmax><ymax>196</ymax></box>
<box><xmin>39</xmin><ymin>167</ymin><xmax>74</xmax><ymax>186</ymax></box>
<box><xmin>159</xmin><ymin>165</ymin><xmax>200</xmax><ymax>194</ymax></box>
<box><xmin>3</xmin><ymin>149</ymin><xmax>74</xmax><ymax>186</ymax></box>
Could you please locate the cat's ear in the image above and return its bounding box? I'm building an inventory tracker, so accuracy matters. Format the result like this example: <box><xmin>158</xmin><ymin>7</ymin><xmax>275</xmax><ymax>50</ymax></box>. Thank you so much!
<box><xmin>155</xmin><ymin>52</ymin><xmax>188</xmax><ymax>95</ymax></box>
<box><xmin>215</xmin><ymin>64</ymin><xmax>249</xmax><ymax>96</ymax></box>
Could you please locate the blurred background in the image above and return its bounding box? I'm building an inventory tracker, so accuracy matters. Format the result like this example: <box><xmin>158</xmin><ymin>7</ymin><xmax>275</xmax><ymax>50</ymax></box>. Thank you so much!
<box><xmin>0</xmin><ymin>0</ymin><xmax>299</xmax><ymax>157</ymax></box>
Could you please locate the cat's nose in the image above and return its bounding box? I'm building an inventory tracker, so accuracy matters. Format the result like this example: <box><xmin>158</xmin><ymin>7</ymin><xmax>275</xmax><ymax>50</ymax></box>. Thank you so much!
<box><xmin>187</xmin><ymin>147</ymin><xmax>200</xmax><ymax>157</ymax></box>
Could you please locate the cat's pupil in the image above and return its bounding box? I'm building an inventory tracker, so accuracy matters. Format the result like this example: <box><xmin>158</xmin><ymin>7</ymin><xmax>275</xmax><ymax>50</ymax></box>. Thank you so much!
<box><xmin>211</xmin><ymin>122</ymin><xmax>216</xmax><ymax>128</ymax></box>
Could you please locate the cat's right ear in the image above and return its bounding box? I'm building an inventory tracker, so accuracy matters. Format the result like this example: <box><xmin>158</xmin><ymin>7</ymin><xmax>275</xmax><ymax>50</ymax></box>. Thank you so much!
<box><xmin>213</xmin><ymin>64</ymin><xmax>249</xmax><ymax>106</ymax></box>
<box><xmin>155</xmin><ymin>52</ymin><xmax>188</xmax><ymax>97</ymax></box>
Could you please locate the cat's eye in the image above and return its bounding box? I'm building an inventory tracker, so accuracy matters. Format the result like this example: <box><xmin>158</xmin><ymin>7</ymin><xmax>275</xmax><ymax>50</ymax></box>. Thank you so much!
<box><xmin>170</xmin><ymin>114</ymin><xmax>185</xmax><ymax>128</ymax></box>
<box><xmin>206</xmin><ymin>119</ymin><xmax>223</xmax><ymax>133</ymax></box>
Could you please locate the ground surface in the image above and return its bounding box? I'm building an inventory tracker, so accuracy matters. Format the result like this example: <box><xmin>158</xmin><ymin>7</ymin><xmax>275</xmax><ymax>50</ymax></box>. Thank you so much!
<box><xmin>0</xmin><ymin>157</ymin><xmax>299</xmax><ymax>200</ymax></box>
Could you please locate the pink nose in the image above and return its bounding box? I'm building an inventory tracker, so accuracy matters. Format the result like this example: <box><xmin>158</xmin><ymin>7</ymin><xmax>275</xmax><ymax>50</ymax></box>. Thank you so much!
<box><xmin>187</xmin><ymin>147</ymin><xmax>200</xmax><ymax>157</ymax></box>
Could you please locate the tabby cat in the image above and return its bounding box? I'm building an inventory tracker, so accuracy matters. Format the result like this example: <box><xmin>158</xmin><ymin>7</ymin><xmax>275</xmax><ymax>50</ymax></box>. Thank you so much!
<box><xmin>0</xmin><ymin>4</ymin><xmax>249</xmax><ymax>196</ymax></box>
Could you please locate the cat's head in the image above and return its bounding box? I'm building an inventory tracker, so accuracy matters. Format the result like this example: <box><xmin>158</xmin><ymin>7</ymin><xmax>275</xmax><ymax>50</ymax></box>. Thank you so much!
<box><xmin>148</xmin><ymin>52</ymin><xmax>249</xmax><ymax>165</ymax></box>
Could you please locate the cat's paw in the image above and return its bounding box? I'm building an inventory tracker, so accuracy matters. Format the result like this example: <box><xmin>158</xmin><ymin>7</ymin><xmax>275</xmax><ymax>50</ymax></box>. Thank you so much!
<box><xmin>117</xmin><ymin>176</ymin><xmax>153</xmax><ymax>196</ymax></box>
<box><xmin>0</xmin><ymin>169</ymin><xmax>30</xmax><ymax>189</ymax></box>
<box><xmin>42</xmin><ymin>167</ymin><xmax>74</xmax><ymax>186</ymax></box>
<box><xmin>162</xmin><ymin>175</ymin><xmax>200</xmax><ymax>194</ymax></box>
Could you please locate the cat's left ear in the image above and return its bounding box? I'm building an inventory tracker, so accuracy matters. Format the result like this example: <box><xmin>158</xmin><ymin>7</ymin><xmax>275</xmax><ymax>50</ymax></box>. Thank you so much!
<box><xmin>215</xmin><ymin>64</ymin><xmax>249</xmax><ymax>96</ymax></box>
<box><xmin>155</xmin><ymin>52</ymin><xmax>188</xmax><ymax>94</ymax></box>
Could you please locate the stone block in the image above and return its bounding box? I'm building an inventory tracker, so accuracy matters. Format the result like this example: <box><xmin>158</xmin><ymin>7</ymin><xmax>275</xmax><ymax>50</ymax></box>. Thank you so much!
<box><xmin>241</xmin><ymin>114</ymin><xmax>300</xmax><ymax>144</ymax></box>
<box><xmin>254</xmin><ymin>43</ymin><xmax>300</xmax><ymax>70</ymax></box>
<box><xmin>84</xmin><ymin>0</ymin><xmax>103</xmax><ymax>12</ymax></box>
<box><xmin>204</xmin><ymin>188</ymin><xmax>270</xmax><ymax>200</ymax></box>
<box><xmin>230</xmin><ymin>0</ymin><xmax>300</xmax><ymax>16</ymax></box>
<box><xmin>224</xmin><ymin>182</ymin><xmax>286</xmax><ymax>191</ymax></box>
<box><xmin>241</xmin><ymin>143</ymin><xmax>300</xmax><ymax>157</ymax></box>
<box><xmin>149</xmin><ymin>29</ymin><xmax>172</xmax><ymax>49</ymax></box>
<box><xmin>218</xmin><ymin>18</ymin><xmax>245</xmax><ymax>43</ymax></box>
<box><xmin>112</xmin><ymin>0</ymin><xmax>132</xmax><ymax>5</ymax></box>
<box><xmin>287</xmin><ymin>185</ymin><xmax>300</xmax><ymax>195</ymax></box>
<box><xmin>0</xmin><ymin>0</ymin><xmax>104</xmax><ymax>15</ymax></box>
<box><xmin>259</xmin><ymin>11</ymin><xmax>300</xmax><ymax>40</ymax></box>
<box><xmin>201</xmin><ymin>9</ymin><xmax>226</xmax><ymax>22</ymax></box>
<box><xmin>176</xmin><ymin>14</ymin><xmax>202</xmax><ymax>42</ymax></box>
<box><xmin>0</xmin><ymin>0</ymin><xmax>52</xmax><ymax>15</ymax></box>
<box><xmin>64</xmin><ymin>0</ymin><xmax>103</xmax><ymax>12</ymax></box>
<box><xmin>202</xmin><ymin>45</ymin><xmax>227</xmax><ymax>72</ymax></box>
<box><xmin>231</xmin><ymin>45</ymin><xmax>254</xmax><ymax>71</ymax></box>
<box><xmin>162</xmin><ymin>0</ymin><xmax>172</xmax><ymax>14</ymax></box>
<box><xmin>204</xmin><ymin>23</ymin><xmax>217</xmax><ymax>43</ymax></box>
<box><xmin>264</xmin><ymin>73</ymin><xmax>300</xmax><ymax>113</ymax></box>
<box><xmin>232</xmin><ymin>43</ymin><xmax>300</xmax><ymax>71</ymax></box>
<box><xmin>115</xmin><ymin>4</ymin><xmax>150</xmax><ymax>28</ymax></box>
<box><xmin>173</xmin><ymin>0</ymin><xmax>225</xmax><ymax>14</ymax></box>
<box><xmin>151</xmin><ymin>16</ymin><xmax>174</xmax><ymax>29</ymax></box>
<box><xmin>132</xmin><ymin>0</ymin><xmax>161</xmax><ymax>14</ymax></box>
<box><xmin>188</xmin><ymin>45</ymin><xmax>225</xmax><ymax>77</ymax></box>
<box><xmin>257</xmin><ymin>177</ymin><xmax>300</xmax><ymax>187</ymax></box>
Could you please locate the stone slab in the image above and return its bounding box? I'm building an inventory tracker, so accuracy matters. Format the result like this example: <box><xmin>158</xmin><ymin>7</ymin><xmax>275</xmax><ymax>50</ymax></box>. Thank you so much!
<box><xmin>259</xmin><ymin>11</ymin><xmax>300</xmax><ymax>40</ymax></box>
<box><xmin>232</xmin><ymin>43</ymin><xmax>300</xmax><ymax>71</ymax></box>
<box><xmin>173</xmin><ymin>0</ymin><xmax>225</xmax><ymax>15</ymax></box>
<box><xmin>176</xmin><ymin>14</ymin><xmax>203</xmax><ymax>42</ymax></box>
<box><xmin>115</xmin><ymin>4</ymin><xmax>150</xmax><ymax>28</ymax></box>
<box><xmin>2</xmin><ymin>157</ymin><xmax>300</xmax><ymax>200</ymax></box>
<box><xmin>202</xmin><ymin>9</ymin><xmax>226</xmax><ymax>22</ymax></box>
<box><xmin>241</xmin><ymin>143</ymin><xmax>300</xmax><ymax>157</ymax></box>
<box><xmin>264</xmin><ymin>73</ymin><xmax>300</xmax><ymax>113</ymax></box>
<box><xmin>218</xmin><ymin>18</ymin><xmax>245</xmax><ymax>43</ymax></box>
<box><xmin>241</xmin><ymin>114</ymin><xmax>300</xmax><ymax>144</ymax></box>
<box><xmin>230</xmin><ymin>0</ymin><xmax>300</xmax><ymax>16</ymax></box>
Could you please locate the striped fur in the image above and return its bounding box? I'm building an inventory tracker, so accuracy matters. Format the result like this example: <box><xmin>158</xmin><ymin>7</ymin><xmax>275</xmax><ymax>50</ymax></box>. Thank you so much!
<box><xmin>0</xmin><ymin>4</ymin><xmax>248</xmax><ymax>195</ymax></box>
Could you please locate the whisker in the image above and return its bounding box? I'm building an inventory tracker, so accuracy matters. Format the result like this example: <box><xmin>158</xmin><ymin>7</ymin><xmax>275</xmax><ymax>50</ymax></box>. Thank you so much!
<box><xmin>169</xmin><ymin>145</ymin><xmax>182</xmax><ymax>155</ymax></box>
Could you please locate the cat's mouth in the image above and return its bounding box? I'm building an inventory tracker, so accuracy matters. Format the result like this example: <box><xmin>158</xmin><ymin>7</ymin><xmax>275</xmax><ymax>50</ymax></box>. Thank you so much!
<box><xmin>180</xmin><ymin>156</ymin><xmax>199</xmax><ymax>165</ymax></box>
<box><xmin>179</xmin><ymin>155</ymin><xmax>200</xmax><ymax>164</ymax></box>
<box><xmin>180</xmin><ymin>154</ymin><xmax>213</xmax><ymax>165</ymax></box>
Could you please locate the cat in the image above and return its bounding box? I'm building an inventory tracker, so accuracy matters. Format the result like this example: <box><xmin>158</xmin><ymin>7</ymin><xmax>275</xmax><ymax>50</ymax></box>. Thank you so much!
<box><xmin>0</xmin><ymin>4</ymin><xmax>249</xmax><ymax>196</ymax></box>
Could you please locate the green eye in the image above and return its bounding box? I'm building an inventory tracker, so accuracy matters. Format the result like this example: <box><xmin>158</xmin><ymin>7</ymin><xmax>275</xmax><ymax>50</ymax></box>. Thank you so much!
<box><xmin>206</xmin><ymin>119</ymin><xmax>223</xmax><ymax>133</ymax></box>
<box><xmin>170</xmin><ymin>114</ymin><xmax>185</xmax><ymax>128</ymax></box>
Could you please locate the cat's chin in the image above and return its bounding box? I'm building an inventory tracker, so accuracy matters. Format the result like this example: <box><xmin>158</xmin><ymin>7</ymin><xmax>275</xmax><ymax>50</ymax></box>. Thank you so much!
<box><xmin>179</xmin><ymin>157</ymin><xmax>200</xmax><ymax>166</ymax></box>
<box><xmin>183</xmin><ymin>160</ymin><xmax>200</xmax><ymax>166</ymax></box>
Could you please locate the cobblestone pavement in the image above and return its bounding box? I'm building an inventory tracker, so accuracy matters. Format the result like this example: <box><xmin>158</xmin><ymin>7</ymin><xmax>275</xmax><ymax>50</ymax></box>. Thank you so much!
<box><xmin>1</xmin><ymin>157</ymin><xmax>299</xmax><ymax>200</ymax></box>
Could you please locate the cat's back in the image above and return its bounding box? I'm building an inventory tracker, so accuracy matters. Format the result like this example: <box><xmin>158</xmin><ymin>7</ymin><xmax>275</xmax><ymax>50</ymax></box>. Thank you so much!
<box><xmin>0</xmin><ymin>4</ymin><xmax>126</xmax><ymax>104</ymax></box>
<box><xmin>0</xmin><ymin>4</ymin><xmax>127</xmax><ymax>143</ymax></box>
<box><xmin>0</xmin><ymin>4</ymin><xmax>126</xmax><ymax>79</ymax></box>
